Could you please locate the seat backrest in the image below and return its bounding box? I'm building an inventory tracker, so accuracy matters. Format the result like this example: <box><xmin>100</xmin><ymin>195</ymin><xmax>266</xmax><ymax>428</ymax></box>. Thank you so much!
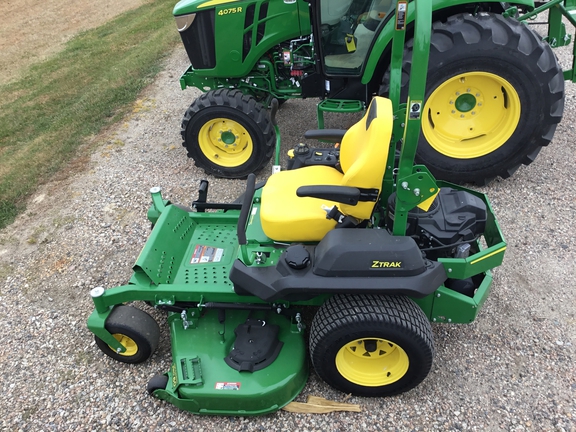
<box><xmin>338</xmin><ymin>96</ymin><xmax>393</xmax><ymax>219</ymax></box>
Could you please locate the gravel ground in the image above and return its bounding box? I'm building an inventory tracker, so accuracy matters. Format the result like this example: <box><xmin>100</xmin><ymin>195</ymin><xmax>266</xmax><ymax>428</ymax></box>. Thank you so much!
<box><xmin>0</xmin><ymin>48</ymin><xmax>575</xmax><ymax>431</ymax></box>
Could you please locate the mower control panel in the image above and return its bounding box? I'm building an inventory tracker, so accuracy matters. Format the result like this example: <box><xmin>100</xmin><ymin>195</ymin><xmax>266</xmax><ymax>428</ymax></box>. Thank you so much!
<box><xmin>286</xmin><ymin>143</ymin><xmax>340</xmax><ymax>171</ymax></box>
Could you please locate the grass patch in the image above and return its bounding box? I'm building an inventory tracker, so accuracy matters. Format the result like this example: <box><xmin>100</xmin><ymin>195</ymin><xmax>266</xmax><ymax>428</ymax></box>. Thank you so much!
<box><xmin>0</xmin><ymin>0</ymin><xmax>180</xmax><ymax>229</ymax></box>
<box><xmin>0</xmin><ymin>264</ymin><xmax>11</xmax><ymax>282</ymax></box>
<box><xmin>27</xmin><ymin>224</ymin><xmax>47</xmax><ymax>245</ymax></box>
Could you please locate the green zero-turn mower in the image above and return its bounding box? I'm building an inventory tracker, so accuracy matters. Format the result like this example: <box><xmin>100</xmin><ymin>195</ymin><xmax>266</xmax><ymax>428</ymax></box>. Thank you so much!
<box><xmin>87</xmin><ymin>1</ymin><xmax>507</xmax><ymax>415</ymax></box>
<box><xmin>174</xmin><ymin>0</ymin><xmax>576</xmax><ymax>184</ymax></box>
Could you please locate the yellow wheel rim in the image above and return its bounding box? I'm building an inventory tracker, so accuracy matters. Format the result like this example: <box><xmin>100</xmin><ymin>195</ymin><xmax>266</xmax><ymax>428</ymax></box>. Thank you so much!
<box><xmin>335</xmin><ymin>338</ymin><xmax>409</xmax><ymax>386</ymax></box>
<box><xmin>110</xmin><ymin>333</ymin><xmax>138</xmax><ymax>357</ymax></box>
<box><xmin>198</xmin><ymin>118</ymin><xmax>253</xmax><ymax>167</ymax></box>
<box><xmin>422</xmin><ymin>72</ymin><xmax>521</xmax><ymax>159</ymax></box>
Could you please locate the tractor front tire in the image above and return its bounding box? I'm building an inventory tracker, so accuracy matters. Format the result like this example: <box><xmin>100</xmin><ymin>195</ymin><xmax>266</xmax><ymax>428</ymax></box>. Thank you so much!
<box><xmin>181</xmin><ymin>89</ymin><xmax>275</xmax><ymax>178</ymax></box>
<box><xmin>309</xmin><ymin>294</ymin><xmax>434</xmax><ymax>397</ymax></box>
<box><xmin>381</xmin><ymin>13</ymin><xmax>564</xmax><ymax>185</ymax></box>
<box><xmin>94</xmin><ymin>305</ymin><xmax>160</xmax><ymax>364</ymax></box>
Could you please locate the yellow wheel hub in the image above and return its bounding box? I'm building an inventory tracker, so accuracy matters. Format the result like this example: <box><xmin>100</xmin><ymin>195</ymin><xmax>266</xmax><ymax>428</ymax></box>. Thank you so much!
<box><xmin>422</xmin><ymin>72</ymin><xmax>521</xmax><ymax>159</ymax></box>
<box><xmin>199</xmin><ymin>118</ymin><xmax>253</xmax><ymax>167</ymax></box>
<box><xmin>110</xmin><ymin>333</ymin><xmax>138</xmax><ymax>357</ymax></box>
<box><xmin>335</xmin><ymin>338</ymin><xmax>409</xmax><ymax>386</ymax></box>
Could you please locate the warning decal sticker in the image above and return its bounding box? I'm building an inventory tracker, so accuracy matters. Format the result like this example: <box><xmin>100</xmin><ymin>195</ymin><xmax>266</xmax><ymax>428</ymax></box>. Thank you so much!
<box><xmin>215</xmin><ymin>382</ymin><xmax>241</xmax><ymax>390</ymax></box>
<box><xmin>396</xmin><ymin>1</ymin><xmax>407</xmax><ymax>30</ymax></box>
<box><xmin>190</xmin><ymin>245</ymin><xmax>224</xmax><ymax>264</ymax></box>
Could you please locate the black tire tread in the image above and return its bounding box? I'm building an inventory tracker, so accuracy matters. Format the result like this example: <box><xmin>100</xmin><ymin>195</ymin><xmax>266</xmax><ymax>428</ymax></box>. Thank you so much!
<box><xmin>94</xmin><ymin>305</ymin><xmax>160</xmax><ymax>364</ymax></box>
<box><xmin>181</xmin><ymin>89</ymin><xmax>275</xmax><ymax>178</ymax></box>
<box><xmin>309</xmin><ymin>294</ymin><xmax>434</xmax><ymax>396</ymax></box>
<box><xmin>147</xmin><ymin>374</ymin><xmax>169</xmax><ymax>395</ymax></box>
<box><xmin>380</xmin><ymin>13</ymin><xmax>564</xmax><ymax>185</ymax></box>
<box><xmin>310</xmin><ymin>295</ymin><xmax>433</xmax><ymax>354</ymax></box>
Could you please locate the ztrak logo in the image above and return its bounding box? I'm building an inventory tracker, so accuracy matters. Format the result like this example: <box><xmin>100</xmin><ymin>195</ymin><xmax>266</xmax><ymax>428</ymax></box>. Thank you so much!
<box><xmin>171</xmin><ymin>364</ymin><xmax>178</xmax><ymax>388</ymax></box>
<box><xmin>371</xmin><ymin>260</ymin><xmax>402</xmax><ymax>268</ymax></box>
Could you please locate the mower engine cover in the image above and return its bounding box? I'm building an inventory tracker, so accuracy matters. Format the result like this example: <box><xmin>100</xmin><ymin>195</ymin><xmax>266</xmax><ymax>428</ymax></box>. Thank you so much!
<box><xmin>313</xmin><ymin>229</ymin><xmax>427</xmax><ymax>277</ymax></box>
<box><xmin>386</xmin><ymin>188</ymin><xmax>487</xmax><ymax>259</ymax></box>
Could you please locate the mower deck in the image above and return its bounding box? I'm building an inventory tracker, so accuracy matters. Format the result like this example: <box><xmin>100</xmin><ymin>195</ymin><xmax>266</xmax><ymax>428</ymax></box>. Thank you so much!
<box><xmin>154</xmin><ymin>308</ymin><xmax>308</xmax><ymax>415</ymax></box>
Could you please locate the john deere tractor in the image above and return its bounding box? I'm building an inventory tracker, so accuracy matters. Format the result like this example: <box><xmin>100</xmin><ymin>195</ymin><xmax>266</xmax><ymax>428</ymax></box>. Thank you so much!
<box><xmin>88</xmin><ymin>1</ymin><xmax>507</xmax><ymax>415</ymax></box>
<box><xmin>173</xmin><ymin>0</ymin><xmax>576</xmax><ymax>184</ymax></box>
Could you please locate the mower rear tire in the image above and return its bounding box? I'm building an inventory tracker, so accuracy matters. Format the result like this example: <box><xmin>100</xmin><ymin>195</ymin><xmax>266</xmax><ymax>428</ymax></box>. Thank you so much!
<box><xmin>309</xmin><ymin>294</ymin><xmax>434</xmax><ymax>397</ymax></box>
<box><xmin>181</xmin><ymin>89</ymin><xmax>275</xmax><ymax>178</ymax></box>
<box><xmin>94</xmin><ymin>305</ymin><xmax>160</xmax><ymax>364</ymax></box>
<box><xmin>380</xmin><ymin>13</ymin><xmax>564</xmax><ymax>185</ymax></box>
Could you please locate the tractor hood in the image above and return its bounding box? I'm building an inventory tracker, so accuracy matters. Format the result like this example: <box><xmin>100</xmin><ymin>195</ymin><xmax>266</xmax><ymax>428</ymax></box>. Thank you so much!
<box><xmin>174</xmin><ymin>0</ymin><xmax>241</xmax><ymax>16</ymax></box>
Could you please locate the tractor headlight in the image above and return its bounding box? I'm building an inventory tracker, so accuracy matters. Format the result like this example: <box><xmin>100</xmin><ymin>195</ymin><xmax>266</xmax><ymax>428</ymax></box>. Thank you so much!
<box><xmin>175</xmin><ymin>13</ymin><xmax>196</xmax><ymax>32</ymax></box>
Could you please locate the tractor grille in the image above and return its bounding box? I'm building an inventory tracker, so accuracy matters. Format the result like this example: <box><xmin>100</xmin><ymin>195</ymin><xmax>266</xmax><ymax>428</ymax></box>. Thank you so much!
<box><xmin>242</xmin><ymin>2</ymin><xmax>269</xmax><ymax>61</ymax></box>
<box><xmin>179</xmin><ymin>10</ymin><xmax>216</xmax><ymax>70</ymax></box>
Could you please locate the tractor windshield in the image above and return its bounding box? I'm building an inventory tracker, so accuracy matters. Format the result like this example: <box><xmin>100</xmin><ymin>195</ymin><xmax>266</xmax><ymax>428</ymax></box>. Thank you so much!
<box><xmin>320</xmin><ymin>0</ymin><xmax>396</xmax><ymax>75</ymax></box>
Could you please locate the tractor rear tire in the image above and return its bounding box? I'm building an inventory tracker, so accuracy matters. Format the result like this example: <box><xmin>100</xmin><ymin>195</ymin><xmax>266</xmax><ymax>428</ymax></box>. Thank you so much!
<box><xmin>181</xmin><ymin>89</ymin><xmax>275</xmax><ymax>178</ymax></box>
<box><xmin>381</xmin><ymin>13</ymin><xmax>564</xmax><ymax>185</ymax></box>
<box><xmin>94</xmin><ymin>305</ymin><xmax>160</xmax><ymax>364</ymax></box>
<box><xmin>309</xmin><ymin>294</ymin><xmax>434</xmax><ymax>397</ymax></box>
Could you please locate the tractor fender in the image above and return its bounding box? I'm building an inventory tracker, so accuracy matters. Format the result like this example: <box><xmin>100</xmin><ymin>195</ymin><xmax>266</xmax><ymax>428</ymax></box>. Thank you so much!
<box><xmin>362</xmin><ymin>0</ymin><xmax>535</xmax><ymax>85</ymax></box>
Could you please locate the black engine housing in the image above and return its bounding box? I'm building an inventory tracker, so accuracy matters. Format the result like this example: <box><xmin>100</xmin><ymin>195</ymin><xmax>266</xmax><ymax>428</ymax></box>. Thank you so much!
<box><xmin>386</xmin><ymin>188</ymin><xmax>487</xmax><ymax>260</ymax></box>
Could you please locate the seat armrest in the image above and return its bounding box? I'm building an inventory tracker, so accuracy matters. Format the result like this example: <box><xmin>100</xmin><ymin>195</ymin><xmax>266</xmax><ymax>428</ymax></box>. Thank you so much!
<box><xmin>297</xmin><ymin>185</ymin><xmax>360</xmax><ymax>205</ymax></box>
<box><xmin>303</xmin><ymin>129</ymin><xmax>346</xmax><ymax>143</ymax></box>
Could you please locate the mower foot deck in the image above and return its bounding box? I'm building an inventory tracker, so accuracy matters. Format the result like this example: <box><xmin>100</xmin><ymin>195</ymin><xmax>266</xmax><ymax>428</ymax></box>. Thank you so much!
<box><xmin>150</xmin><ymin>308</ymin><xmax>308</xmax><ymax>415</ymax></box>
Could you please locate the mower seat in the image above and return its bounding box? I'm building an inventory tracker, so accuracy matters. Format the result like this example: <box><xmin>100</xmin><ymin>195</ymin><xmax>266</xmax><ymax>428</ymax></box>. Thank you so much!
<box><xmin>260</xmin><ymin>96</ymin><xmax>393</xmax><ymax>242</ymax></box>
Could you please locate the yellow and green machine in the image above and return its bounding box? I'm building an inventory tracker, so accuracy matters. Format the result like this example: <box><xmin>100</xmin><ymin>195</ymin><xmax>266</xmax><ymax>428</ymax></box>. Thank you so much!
<box><xmin>87</xmin><ymin>1</ymin><xmax>508</xmax><ymax>415</ymax></box>
<box><xmin>174</xmin><ymin>0</ymin><xmax>576</xmax><ymax>185</ymax></box>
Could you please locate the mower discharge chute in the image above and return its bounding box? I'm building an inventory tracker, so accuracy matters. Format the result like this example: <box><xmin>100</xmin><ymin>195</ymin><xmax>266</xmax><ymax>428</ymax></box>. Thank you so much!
<box><xmin>87</xmin><ymin>1</ymin><xmax>506</xmax><ymax>415</ymax></box>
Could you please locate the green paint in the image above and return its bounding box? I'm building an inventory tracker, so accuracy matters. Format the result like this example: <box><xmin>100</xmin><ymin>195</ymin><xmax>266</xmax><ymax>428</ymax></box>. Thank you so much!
<box><xmin>455</xmin><ymin>93</ymin><xmax>477</xmax><ymax>112</ymax></box>
<box><xmin>151</xmin><ymin>309</ymin><xmax>308</xmax><ymax>415</ymax></box>
<box><xmin>221</xmin><ymin>131</ymin><xmax>236</xmax><ymax>144</ymax></box>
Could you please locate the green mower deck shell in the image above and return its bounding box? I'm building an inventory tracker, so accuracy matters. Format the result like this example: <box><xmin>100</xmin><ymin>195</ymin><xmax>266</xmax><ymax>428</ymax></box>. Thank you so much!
<box><xmin>150</xmin><ymin>308</ymin><xmax>308</xmax><ymax>415</ymax></box>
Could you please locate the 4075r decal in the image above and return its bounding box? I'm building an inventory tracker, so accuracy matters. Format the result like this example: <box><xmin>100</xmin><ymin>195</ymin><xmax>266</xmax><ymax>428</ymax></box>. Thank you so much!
<box><xmin>372</xmin><ymin>261</ymin><xmax>402</xmax><ymax>268</ymax></box>
<box><xmin>218</xmin><ymin>7</ymin><xmax>242</xmax><ymax>15</ymax></box>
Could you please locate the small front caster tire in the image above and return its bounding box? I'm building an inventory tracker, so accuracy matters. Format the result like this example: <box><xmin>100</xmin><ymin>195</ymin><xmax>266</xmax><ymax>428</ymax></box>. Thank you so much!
<box><xmin>94</xmin><ymin>305</ymin><xmax>160</xmax><ymax>364</ymax></box>
<box><xmin>147</xmin><ymin>374</ymin><xmax>169</xmax><ymax>395</ymax></box>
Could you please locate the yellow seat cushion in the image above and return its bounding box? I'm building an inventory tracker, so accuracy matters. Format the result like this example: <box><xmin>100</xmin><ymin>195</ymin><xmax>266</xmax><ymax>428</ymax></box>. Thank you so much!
<box><xmin>259</xmin><ymin>97</ymin><xmax>393</xmax><ymax>243</ymax></box>
<box><xmin>261</xmin><ymin>165</ymin><xmax>344</xmax><ymax>242</ymax></box>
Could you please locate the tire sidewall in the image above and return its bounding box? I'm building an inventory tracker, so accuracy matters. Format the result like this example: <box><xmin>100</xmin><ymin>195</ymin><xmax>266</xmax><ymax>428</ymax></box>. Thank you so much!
<box><xmin>147</xmin><ymin>374</ymin><xmax>169</xmax><ymax>394</ymax></box>
<box><xmin>385</xmin><ymin>13</ymin><xmax>564</xmax><ymax>184</ymax></box>
<box><xmin>95</xmin><ymin>323</ymin><xmax>154</xmax><ymax>364</ymax></box>
<box><xmin>182</xmin><ymin>90</ymin><xmax>275</xmax><ymax>178</ymax></box>
<box><xmin>185</xmin><ymin>105</ymin><xmax>267</xmax><ymax>178</ymax></box>
<box><xmin>419</xmin><ymin>53</ymin><xmax>544</xmax><ymax>176</ymax></box>
<box><xmin>312</xmin><ymin>323</ymin><xmax>433</xmax><ymax>396</ymax></box>
<box><xmin>94</xmin><ymin>305</ymin><xmax>159</xmax><ymax>364</ymax></box>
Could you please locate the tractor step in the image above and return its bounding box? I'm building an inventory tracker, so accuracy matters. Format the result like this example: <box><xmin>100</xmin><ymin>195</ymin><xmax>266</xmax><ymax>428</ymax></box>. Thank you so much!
<box><xmin>150</xmin><ymin>308</ymin><xmax>308</xmax><ymax>415</ymax></box>
<box><xmin>317</xmin><ymin>99</ymin><xmax>365</xmax><ymax>129</ymax></box>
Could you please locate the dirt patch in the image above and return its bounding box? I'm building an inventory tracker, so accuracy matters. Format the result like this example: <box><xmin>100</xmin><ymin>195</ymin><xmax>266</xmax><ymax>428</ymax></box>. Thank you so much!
<box><xmin>0</xmin><ymin>0</ymin><xmax>146</xmax><ymax>85</ymax></box>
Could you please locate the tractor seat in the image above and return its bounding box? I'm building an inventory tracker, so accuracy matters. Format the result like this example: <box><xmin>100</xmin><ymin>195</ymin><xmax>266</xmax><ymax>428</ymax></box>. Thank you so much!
<box><xmin>260</xmin><ymin>96</ymin><xmax>393</xmax><ymax>242</ymax></box>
